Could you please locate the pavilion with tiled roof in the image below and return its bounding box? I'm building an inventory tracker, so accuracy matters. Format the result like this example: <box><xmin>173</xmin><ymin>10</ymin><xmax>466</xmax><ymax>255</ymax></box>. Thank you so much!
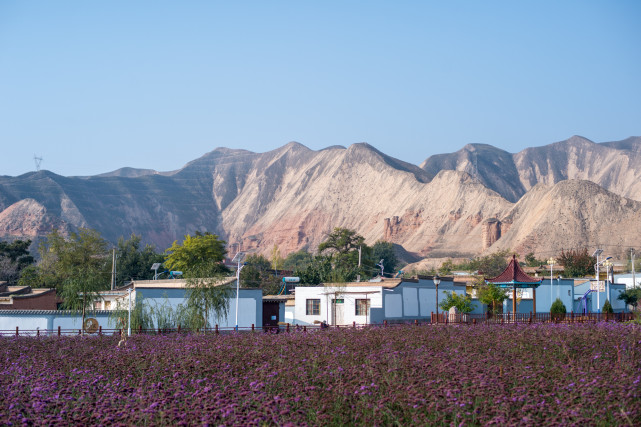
<box><xmin>486</xmin><ymin>255</ymin><xmax>542</xmax><ymax>314</ymax></box>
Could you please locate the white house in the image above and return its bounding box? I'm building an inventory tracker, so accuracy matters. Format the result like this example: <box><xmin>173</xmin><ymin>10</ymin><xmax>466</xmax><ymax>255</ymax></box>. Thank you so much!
<box><xmin>292</xmin><ymin>276</ymin><xmax>468</xmax><ymax>326</ymax></box>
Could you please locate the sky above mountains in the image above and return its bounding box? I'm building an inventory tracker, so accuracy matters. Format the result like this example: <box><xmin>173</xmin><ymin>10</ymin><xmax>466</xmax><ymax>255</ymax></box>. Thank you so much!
<box><xmin>1</xmin><ymin>1</ymin><xmax>639</xmax><ymax>177</ymax></box>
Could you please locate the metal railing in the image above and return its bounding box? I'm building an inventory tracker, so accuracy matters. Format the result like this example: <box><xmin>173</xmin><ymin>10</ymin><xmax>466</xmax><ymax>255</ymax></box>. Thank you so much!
<box><xmin>1</xmin><ymin>312</ymin><xmax>636</xmax><ymax>337</ymax></box>
<box><xmin>430</xmin><ymin>311</ymin><xmax>635</xmax><ymax>324</ymax></box>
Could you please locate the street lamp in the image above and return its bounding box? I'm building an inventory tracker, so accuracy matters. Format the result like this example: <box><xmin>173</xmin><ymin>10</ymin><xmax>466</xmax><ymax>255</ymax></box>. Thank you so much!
<box><xmin>603</xmin><ymin>259</ymin><xmax>613</xmax><ymax>305</ymax></box>
<box><xmin>592</xmin><ymin>249</ymin><xmax>603</xmax><ymax>313</ymax></box>
<box><xmin>547</xmin><ymin>258</ymin><xmax>555</xmax><ymax>305</ymax></box>
<box><xmin>232</xmin><ymin>252</ymin><xmax>246</xmax><ymax>332</ymax></box>
<box><xmin>433</xmin><ymin>275</ymin><xmax>441</xmax><ymax>322</ymax></box>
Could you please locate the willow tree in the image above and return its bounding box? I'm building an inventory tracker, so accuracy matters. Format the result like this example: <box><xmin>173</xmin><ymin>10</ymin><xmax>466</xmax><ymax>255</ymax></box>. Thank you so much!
<box><xmin>60</xmin><ymin>267</ymin><xmax>108</xmax><ymax>334</ymax></box>
<box><xmin>165</xmin><ymin>232</ymin><xmax>231</xmax><ymax>329</ymax></box>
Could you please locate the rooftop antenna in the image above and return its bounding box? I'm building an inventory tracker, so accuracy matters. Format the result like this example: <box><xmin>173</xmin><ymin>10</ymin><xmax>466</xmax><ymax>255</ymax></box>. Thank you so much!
<box><xmin>34</xmin><ymin>155</ymin><xmax>43</xmax><ymax>171</ymax></box>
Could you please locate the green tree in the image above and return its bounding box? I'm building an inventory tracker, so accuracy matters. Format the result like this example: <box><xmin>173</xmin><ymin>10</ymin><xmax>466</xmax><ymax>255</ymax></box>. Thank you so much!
<box><xmin>60</xmin><ymin>266</ymin><xmax>109</xmax><ymax>333</ymax></box>
<box><xmin>550</xmin><ymin>298</ymin><xmax>567</xmax><ymax>321</ymax></box>
<box><xmin>283</xmin><ymin>250</ymin><xmax>313</xmax><ymax>271</ymax></box>
<box><xmin>558</xmin><ymin>248</ymin><xmax>595</xmax><ymax>278</ymax></box>
<box><xmin>318</xmin><ymin>228</ymin><xmax>373</xmax><ymax>279</ymax></box>
<box><xmin>618</xmin><ymin>289</ymin><xmax>640</xmax><ymax>310</ymax></box>
<box><xmin>550</xmin><ymin>298</ymin><xmax>567</xmax><ymax>314</ymax></box>
<box><xmin>238</xmin><ymin>254</ymin><xmax>281</xmax><ymax>294</ymax></box>
<box><xmin>439</xmin><ymin>291</ymin><xmax>474</xmax><ymax>314</ymax></box>
<box><xmin>524</xmin><ymin>252</ymin><xmax>543</xmax><ymax>267</ymax></box>
<box><xmin>371</xmin><ymin>241</ymin><xmax>399</xmax><ymax>276</ymax></box>
<box><xmin>180</xmin><ymin>266</ymin><xmax>233</xmax><ymax>329</ymax></box>
<box><xmin>270</xmin><ymin>244</ymin><xmax>284</xmax><ymax>274</ymax></box>
<box><xmin>472</xmin><ymin>250</ymin><xmax>512</xmax><ymax>278</ymax></box>
<box><xmin>478</xmin><ymin>281</ymin><xmax>508</xmax><ymax>314</ymax></box>
<box><xmin>602</xmin><ymin>299</ymin><xmax>614</xmax><ymax>314</ymax></box>
<box><xmin>34</xmin><ymin>228</ymin><xmax>111</xmax><ymax>290</ymax></box>
<box><xmin>295</xmin><ymin>255</ymin><xmax>334</xmax><ymax>285</ymax></box>
<box><xmin>0</xmin><ymin>239</ymin><xmax>35</xmax><ymax>283</ymax></box>
<box><xmin>318</xmin><ymin>227</ymin><xmax>366</xmax><ymax>256</ymax></box>
<box><xmin>241</xmin><ymin>254</ymin><xmax>271</xmax><ymax>288</ymax></box>
<box><xmin>109</xmin><ymin>291</ymin><xmax>153</xmax><ymax>333</ymax></box>
<box><xmin>438</xmin><ymin>259</ymin><xmax>455</xmax><ymax>276</ymax></box>
<box><xmin>164</xmin><ymin>232</ymin><xmax>232</xmax><ymax>329</ymax></box>
<box><xmin>115</xmin><ymin>234</ymin><xmax>164</xmax><ymax>284</ymax></box>
<box><xmin>164</xmin><ymin>232</ymin><xmax>229</xmax><ymax>275</ymax></box>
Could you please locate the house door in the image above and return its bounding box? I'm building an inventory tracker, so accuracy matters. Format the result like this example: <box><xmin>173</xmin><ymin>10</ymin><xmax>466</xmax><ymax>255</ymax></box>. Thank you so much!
<box><xmin>263</xmin><ymin>302</ymin><xmax>280</xmax><ymax>330</ymax></box>
<box><xmin>332</xmin><ymin>299</ymin><xmax>344</xmax><ymax>325</ymax></box>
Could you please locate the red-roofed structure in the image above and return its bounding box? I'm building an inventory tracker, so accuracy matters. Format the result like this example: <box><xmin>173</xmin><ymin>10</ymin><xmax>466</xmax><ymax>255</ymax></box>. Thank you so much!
<box><xmin>486</xmin><ymin>255</ymin><xmax>542</xmax><ymax>313</ymax></box>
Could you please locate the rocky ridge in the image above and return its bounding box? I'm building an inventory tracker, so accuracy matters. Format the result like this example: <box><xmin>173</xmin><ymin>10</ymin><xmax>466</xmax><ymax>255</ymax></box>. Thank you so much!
<box><xmin>0</xmin><ymin>136</ymin><xmax>640</xmax><ymax>261</ymax></box>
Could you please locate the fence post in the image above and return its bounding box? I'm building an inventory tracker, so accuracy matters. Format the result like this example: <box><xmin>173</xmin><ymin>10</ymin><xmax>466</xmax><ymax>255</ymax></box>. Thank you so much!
<box><xmin>251</xmin><ymin>323</ymin><xmax>255</xmax><ymax>332</ymax></box>
<box><xmin>353</xmin><ymin>321</ymin><xmax>356</xmax><ymax>328</ymax></box>
<box><xmin>473</xmin><ymin>318</ymin><xmax>477</xmax><ymax>325</ymax></box>
<box><xmin>215</xmin><ymin>324</ymin><xmax>219</xmax><ymax>335</ymax></box>
<box><xmin>37</xmin><ymin>329</ymin><xmax>40</xmax><ymax>337</ymax></box>
<box><xmin>303</xmin><ymin>326</ymin><xmax>306</xmax><ymax>332</ymax></box>
<box><xmin>286</xmin><ymin>323</ymin><xmax>290</xmax><ymax>333</ymax></box>
<box><xmin>58</xmin><ymin>326</ymin><xmax>61</xmax><ymax>337</ymax></box>
<box><xmin>16</xmin><ymin>326</ymin><xmax>18</xmax><ymax>337</ymax></box>
<box><xmin>414</xmin><ymin>319</ymin><xmax>418</xmax><ymax>326</ymax></box>
<box><xmin>384</xmin><ymin>320</ymin><xmax>388</xmax><ymax>327</ymax></box>
<box><xmin>178</xmin><ymin>324</ymin><xmax>181</xmax><ymax>333</ymax></box>
<box><xmin>99</xmin><ymin>326</ymin><xmax>102</xmax><ymax>336</ymax></box>
<box><xmin>139</xmin><ymin>325</ymin><xmax>142</xmax><ymax>335</ymax></box>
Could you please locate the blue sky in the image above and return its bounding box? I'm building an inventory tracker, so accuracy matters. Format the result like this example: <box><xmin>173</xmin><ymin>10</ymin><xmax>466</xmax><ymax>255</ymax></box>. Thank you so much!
<box><xmin>1</xmin><ymin>1</ymin><xmax>639</xmax><ymax>177</ymax></box>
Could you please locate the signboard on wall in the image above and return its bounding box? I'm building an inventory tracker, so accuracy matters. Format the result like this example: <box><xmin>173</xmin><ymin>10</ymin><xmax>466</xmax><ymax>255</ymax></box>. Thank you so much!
<box><xmin>590</xmin><ymin>281</ymin><xmax>605</xmax><ymax>292</ymax></box>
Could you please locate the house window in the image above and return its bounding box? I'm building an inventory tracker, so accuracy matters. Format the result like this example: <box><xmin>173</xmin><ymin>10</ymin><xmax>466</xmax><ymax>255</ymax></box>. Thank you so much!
<box><xmin>306</xmin><ymin>299</ymin><xmax>320</xmax><ymax>315</ymax></box>
<box><xmin>355</xmin><ymin>299</ymin><xmax>370</xmax><ymax>316</ymax></box>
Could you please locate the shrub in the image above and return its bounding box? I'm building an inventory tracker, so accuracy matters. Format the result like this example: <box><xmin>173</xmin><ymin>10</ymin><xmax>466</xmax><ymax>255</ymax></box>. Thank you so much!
<box><xmin>550</xmin><ymin>298</ymin><xmax>566</xmax><ymax>321</ymax></box>
<box><xmin>602</xmin><ymin>299</ymin><xmax>614</xmax><ymax>314</ymax></box>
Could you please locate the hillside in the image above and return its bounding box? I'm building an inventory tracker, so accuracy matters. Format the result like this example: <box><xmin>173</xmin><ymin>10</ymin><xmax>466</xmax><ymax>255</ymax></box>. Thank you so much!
<box><xmin>1</xmin><ymin>136</ymin><xmax>640</xmax><ymax>261</ymax></box>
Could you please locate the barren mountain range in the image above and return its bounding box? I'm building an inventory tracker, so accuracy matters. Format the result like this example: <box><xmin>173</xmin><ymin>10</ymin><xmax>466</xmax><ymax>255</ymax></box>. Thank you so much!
<box><xmin>1</xmin><ymin>135</ymin><xmax>640</xmax><ymax>262</ymax></box>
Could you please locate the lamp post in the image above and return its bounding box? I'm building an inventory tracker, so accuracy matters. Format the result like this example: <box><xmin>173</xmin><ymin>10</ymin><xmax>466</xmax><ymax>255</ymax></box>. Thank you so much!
<box><xmin>433</xmin><ymin>275</ymin><xmax>441</xmax><ymax>322</ymax></box>
<box><xmin>592</xmin><ymin>249</ymin><xmax>603</xmax><ymax>313</ymax></box>
<box><xmin>232</xmin><ymin>252</ymin><xmax>246</xmax><ymax>332</ymax></box>
<box><xmin>547</xmin><ymin>258</ymin><xmax>555</xmax><ymax>306</ymax></box>
<box><xmin>603</xmin><ymin>259</ymin><xmax>613</xmax><ymax>306</ymax></box>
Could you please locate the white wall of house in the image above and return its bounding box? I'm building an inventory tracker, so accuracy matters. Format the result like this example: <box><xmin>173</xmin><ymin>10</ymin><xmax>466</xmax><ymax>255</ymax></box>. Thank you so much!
<box><xmin>614</xmin><ymin>274</ymin><xmax>641</xmax><ymax>290</ymax></box>
<box><xmin>0</xmin><ymin>315</ymin><xmax>48</xmax><ymax>331</ymax></box>
<box><xmin>294</xmin><ymin>285</ymin><xmax>383</xmax><ymax>326</ymax></box>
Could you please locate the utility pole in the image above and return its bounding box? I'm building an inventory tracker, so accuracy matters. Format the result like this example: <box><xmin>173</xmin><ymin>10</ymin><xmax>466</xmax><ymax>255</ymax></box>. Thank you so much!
<box><xmin>356</xmin><ymin>246</ymin><xmax>362</xmax><ymax>282</ymax></box>
<box><xmin>111</xmin><ymin>248</ymin><xmax>116</xmax><ymax>290</ymax></box>
<box><xmin>632</xmin><ymin>248</ymin><xmax>637</xmax><ymax>289</ymax></box>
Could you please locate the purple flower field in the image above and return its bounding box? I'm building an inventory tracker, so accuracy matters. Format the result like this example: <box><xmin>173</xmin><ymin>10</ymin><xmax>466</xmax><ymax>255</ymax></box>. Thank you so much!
<box><xmin>1</xmin><ymin>323</ymin><xmax>640</xmax><ymax>426</ymax></box>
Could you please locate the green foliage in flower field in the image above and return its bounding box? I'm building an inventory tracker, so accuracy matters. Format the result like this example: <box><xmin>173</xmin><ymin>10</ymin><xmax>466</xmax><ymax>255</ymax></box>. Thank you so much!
<box><xmin>2</xmin><ymin>324</ymin><xmax>640</xmax><ymax>425</ymax></box>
